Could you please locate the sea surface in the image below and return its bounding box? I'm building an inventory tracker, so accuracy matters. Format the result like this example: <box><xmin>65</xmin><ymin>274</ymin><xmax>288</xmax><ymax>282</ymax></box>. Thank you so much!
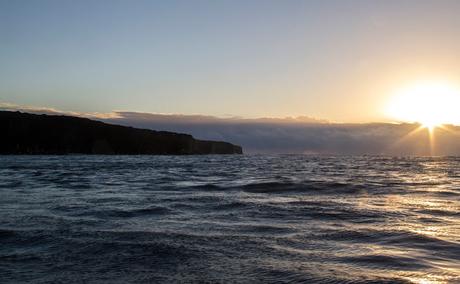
<box><xmin>1</xmin><ymin>155</ymin><xmax>460</xmax><ymax>283</ymax></box>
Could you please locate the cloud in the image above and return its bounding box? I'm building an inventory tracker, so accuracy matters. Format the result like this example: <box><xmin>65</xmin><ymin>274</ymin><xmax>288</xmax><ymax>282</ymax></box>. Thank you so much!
<box><xmin>104</xmin><ymin>112</ymin><xmax>460</xmax><ymax>155</ymax></box>
<box><xmin>0</xmin><ymin>102</ymin><xmax>120</xmax><ymax>119</ymax></box>
<box><xmin>3</xmin><ymin>102</ymin><xmax>460</xmax><ymax>155</ymax></box>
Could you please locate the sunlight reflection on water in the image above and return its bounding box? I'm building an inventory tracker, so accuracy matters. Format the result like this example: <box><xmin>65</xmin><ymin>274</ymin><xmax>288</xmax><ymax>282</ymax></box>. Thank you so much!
<box><xmin>0</xmin><ymin>155</ymin><xmax>459</xmax><ymax>283</ymax></box>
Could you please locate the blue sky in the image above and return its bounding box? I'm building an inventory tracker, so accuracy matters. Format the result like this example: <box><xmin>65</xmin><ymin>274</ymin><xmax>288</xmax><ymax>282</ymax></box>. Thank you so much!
<box><xmin>1</xmin><ymin>0</ymin><xmax>460</xmax><ymax>122</ymax></box>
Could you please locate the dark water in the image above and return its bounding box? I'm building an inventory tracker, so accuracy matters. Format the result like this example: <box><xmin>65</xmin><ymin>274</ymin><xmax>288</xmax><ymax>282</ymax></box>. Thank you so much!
<box><xmin>1</xmin><ymin>155</ymin><xmax>460</xmax><ymax>283</ymax></box>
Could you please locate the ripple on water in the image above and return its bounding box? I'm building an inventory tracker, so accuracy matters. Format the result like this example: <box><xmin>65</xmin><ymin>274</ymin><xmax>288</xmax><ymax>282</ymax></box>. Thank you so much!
<box><xmin>1</xmin><ymin>155</ymin><xmax>460</xmax><ymax>283</ymax></box>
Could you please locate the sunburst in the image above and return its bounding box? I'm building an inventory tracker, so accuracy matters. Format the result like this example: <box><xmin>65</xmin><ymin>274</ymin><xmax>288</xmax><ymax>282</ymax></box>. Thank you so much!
<box><xmin>386</xmin><ymin>81</ymin><xmax>460</xmax><ymax>131</ymax></box>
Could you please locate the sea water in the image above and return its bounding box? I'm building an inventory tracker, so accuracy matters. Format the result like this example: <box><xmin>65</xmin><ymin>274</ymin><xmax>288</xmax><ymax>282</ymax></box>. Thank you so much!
<box><xmin>1</xmin><ymin>155</ymin><xmax>459</xmax><ymax>283</ymax></box>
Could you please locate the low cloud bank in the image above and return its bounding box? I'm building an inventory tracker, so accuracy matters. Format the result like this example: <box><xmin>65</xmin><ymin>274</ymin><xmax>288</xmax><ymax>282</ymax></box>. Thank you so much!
<box><xmin>104</xmin><ymin>112</ymin><xmax>460</xmax><ymax>155</ymax></box>
<box><xmin>0</xmin><ymin>102</ymin><xmax>119</xmax><ymax>119</ymax></box>
<box><xmin>2</xmin><ymin>103</ymin><xmax>460</xmax><ymax>155</ymax></box>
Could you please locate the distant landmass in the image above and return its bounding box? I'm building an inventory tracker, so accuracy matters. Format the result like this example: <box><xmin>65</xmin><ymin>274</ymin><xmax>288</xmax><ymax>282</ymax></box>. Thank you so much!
<box><xmin>0</xmin><ymin>111</ymin><xmax>242</xmax><ymax>155</ymax></box>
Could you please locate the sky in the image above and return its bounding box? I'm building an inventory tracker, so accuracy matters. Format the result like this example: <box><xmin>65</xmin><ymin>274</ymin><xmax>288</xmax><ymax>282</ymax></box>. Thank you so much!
<box><xmin>1</xmin><ymin>0</ymin><xmax>460</xmax><ymax>122</ymax></box>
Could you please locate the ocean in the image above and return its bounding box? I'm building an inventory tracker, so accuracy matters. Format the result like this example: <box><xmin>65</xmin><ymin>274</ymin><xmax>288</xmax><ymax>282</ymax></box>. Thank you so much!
<box><xmin>1</xmin><ymin>155</ymin><xmax>459</xmax><ymax>283</ymax></box>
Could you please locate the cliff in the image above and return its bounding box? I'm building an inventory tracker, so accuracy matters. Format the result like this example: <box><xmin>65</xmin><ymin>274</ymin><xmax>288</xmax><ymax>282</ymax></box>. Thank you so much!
<box><xmin>0</xmin><ymin>111</ymin><xmax>243</xmax><ymax>155</ymax></box>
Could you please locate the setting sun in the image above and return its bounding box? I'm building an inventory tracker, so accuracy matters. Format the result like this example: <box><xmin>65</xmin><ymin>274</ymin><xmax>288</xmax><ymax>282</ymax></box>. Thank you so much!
<box><xmin>386</xmin><ymin>81</ymin><xmax>460</xmax><ymax>129</ymax></box>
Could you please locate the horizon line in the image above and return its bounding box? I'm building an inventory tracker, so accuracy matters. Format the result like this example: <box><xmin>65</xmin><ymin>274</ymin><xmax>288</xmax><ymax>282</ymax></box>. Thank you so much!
<box><xmin>1</xmin><ymin>101</ymin><xmax>457</xmax><ymax>127</ymax></box>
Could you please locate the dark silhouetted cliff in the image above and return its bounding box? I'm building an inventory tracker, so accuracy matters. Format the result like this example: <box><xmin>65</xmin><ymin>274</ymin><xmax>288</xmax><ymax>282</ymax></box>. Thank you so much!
<box><xmin>0</xmin><ymin>111</ymin><xmax>242</xmax><ymax>155</ymax></box>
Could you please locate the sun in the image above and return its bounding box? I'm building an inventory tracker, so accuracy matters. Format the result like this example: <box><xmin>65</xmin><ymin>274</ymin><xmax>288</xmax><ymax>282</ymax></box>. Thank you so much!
<box><xmin>386</xmin><ymin>81</ymin><xmax>460</xmax><ymax>130</ymax></box>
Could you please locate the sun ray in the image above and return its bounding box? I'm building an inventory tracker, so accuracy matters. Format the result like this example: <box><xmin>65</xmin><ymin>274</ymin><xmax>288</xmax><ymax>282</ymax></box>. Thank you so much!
<box><xmin>388</xmin><ymin>124</ymin><xmax>427</xmax><ymax>153</ymax></box>
<box><xmin>392</xmin><ymin>125</ymin><xmax>425</xmax><ymax>145</ymax></box>
<box><xmin>428</xmin><ymin>126</ymin><xmax>435</xmax><ymax>156</ymax></box>
<box><xmin>385</xmin><ymin>81</ymin><xmax>460</xmax><ymax>155</ymax></box>
<box><xmin>436</xmin><ymin>124</ymin><xmax>460</xmax><ymax>136</ymax></box>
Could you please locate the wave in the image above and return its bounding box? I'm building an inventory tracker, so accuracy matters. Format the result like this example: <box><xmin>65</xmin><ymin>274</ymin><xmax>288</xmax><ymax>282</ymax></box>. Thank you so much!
<box><xmin>73</xmin><ymin>206</ymin><xmax>173</xmax><ymax>218</ymax></box>
<box><xmin>337</xmin><ymin>254</ymin><xmax>432</xmax><ymax>270</ymax></box>
<box><xmin>239</xmin><ymin>181</ymin><xmax>367</xmax><ymax>194</ymax></box>
<box><xmin>2</xmin><ymin>155</ymin><xmax>460</xmax><ymax>282</ymax></box>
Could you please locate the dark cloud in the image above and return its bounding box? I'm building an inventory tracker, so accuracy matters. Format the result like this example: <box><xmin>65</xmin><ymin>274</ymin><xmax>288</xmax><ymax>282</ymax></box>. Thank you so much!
<box><xmin>104</xmin><ymin>112</ymin><xmax>460</xmax><ymax>155</ymax></box>
<box><xmin>3</xmin><ymin>103</ymin><xmax>460</xmax><ymax>155</ymax></box>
